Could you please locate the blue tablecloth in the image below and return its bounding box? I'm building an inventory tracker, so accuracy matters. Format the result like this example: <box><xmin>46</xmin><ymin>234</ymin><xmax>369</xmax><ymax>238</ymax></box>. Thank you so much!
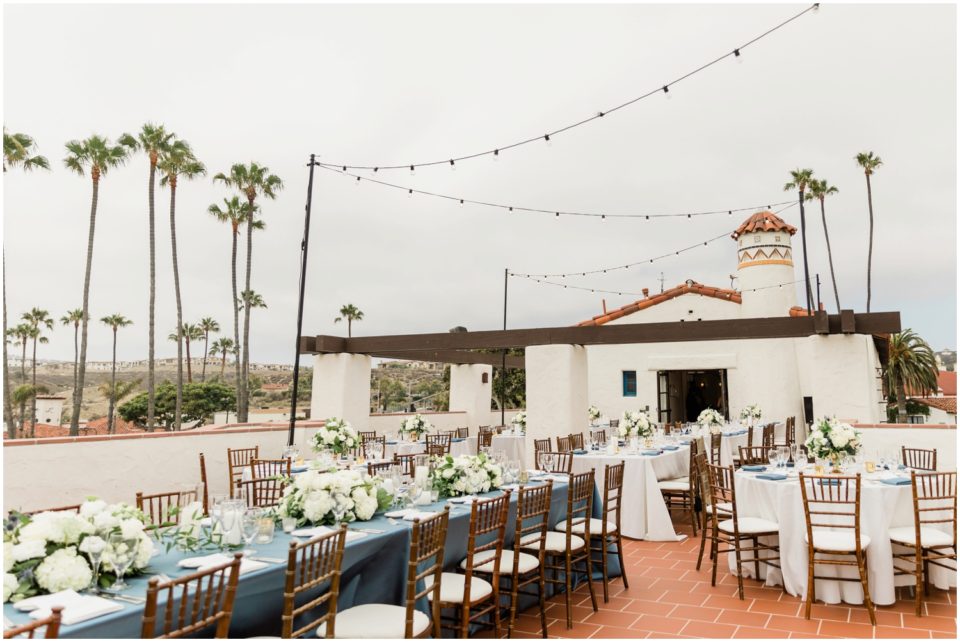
<box><xmin>4</xmin><ymin>478</ymin><xmax>621</xmax><ymax>637</ymax></box>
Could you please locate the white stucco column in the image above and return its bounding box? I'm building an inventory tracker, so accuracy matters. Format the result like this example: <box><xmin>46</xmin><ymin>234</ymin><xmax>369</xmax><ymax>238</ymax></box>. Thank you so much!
<box><xmin>526</xmin><ymin>344</ymin><xmax>588</xmax><ymax>468</ymax></box>
<box><xmin>310</xmin><ymin>353</ymin><xmax>371</xmax><ymax>428</ymax></box>
<box><xmin>448</xmin><ymin>364</ymin><xmax>492</xmax><ymax>429</ymax></box>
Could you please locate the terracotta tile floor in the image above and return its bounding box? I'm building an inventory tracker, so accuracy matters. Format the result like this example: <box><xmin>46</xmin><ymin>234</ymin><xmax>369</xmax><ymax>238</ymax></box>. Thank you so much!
<box><xmin>485</xmin><ymin>518</ymin><xmax>957</xmax><ymax>639</ymax></box>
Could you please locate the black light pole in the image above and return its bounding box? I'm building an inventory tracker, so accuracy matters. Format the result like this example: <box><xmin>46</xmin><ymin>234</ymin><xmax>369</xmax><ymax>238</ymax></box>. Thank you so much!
<box><xmin>501</xmin><ymin>268</ymin><xmax>508</xmax><ymax>427</ymax></box>
<box><xmin>287</xmin><ymin>154</ymin><xmax>319</xmax><ymax>447</ymax></box>
<box><xmin>815</xmin><ymin>273</ymin><xmax>821</xmax><ymax>312</ymax></box>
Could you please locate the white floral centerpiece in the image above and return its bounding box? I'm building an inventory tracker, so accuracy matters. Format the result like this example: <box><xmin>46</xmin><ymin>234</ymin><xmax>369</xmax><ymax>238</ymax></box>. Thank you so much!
<box><xmin>311</xmin><ymin>417</ymin><xmax>359</xmax><ymax>456</ymax></box>
<box><xmin>277</xmin><ymin>469</ymin><xmax>391</xmax><ymax>527</ymax></box>
<box><xmin>429</xmin><ymin>453</ymin><xmax>503</xmax><ymax>498</ymax></box>
<box><xmin>697</xmin><ymin>408</ymin><xmax>725</xmax><ymax>432</ymax></box>
<box><xmin>399</xmin><ymin>414</ymin><xmax>432</xmax><ymax>441</ymax></box>
<box><xmin>739</xmin><ymin>404</ymin><xmax>762</xmax><ymax>426</ymax></box>
<box><xmin>588</xmin><ymin>406</ymin><xmax>602</xmax><ymax>423</ymax></box>
<box><xmin>805</xmin><ymin>417</ymin><xmax>862</xmax><ymax>471</ymax></box>
<box><xmin>618</xmin><ymin>410</ymin><xmax>652</xmax><ymax>439</ymax></box>
<box><xmin>4</xmin><ymin>500</ymin><xmax>153</xmax><ymax>603</ymax></box>
<box><xmin>511</xmin><ymin>411</ymin><xmax>527</xmax><ymax>433</ymax></box>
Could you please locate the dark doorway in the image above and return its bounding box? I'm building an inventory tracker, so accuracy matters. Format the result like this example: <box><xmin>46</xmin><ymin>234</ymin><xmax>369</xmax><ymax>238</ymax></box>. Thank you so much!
<box><xmin>656</xmin><ymin>369</ymin><xmax>729</xmax><ymax>423</ymax></box>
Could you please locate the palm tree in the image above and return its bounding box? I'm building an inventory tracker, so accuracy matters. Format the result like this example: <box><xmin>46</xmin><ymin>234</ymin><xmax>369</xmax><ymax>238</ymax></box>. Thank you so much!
<box><xmin>100</xmin><ymin>314</ymin><xmax>133</xmax><ymax>434</ymax></box>
<box><xmin>212</xmin><ymin>163</ymin><xmax>283</xmax><ymax>423</ymax></box>
<box><xmin>208</xmin><ymin>196</ymin><xmax>259</xmax><ymax>401</ymax></box>
<box><xmin>169</xmin><ymin>324</ymin><xmax>204</xmax><ymax>384</ymax></box>
<box><xmin>63</xmin><ymin>135</ymin><xmax>132</xmax><ymax>435</ymax></box>
<box><xmin>159</xmin><ymin>139</ymin><xmax>206</xmax><ymax>430</ymax></box>
<box><xmin>12</xmin><ymin>384</ymin><xmax>48</xmax><ymax>430</ymax></box>
<box><xmin>209</xmin><ymin>337</ymin><xmax>236</xmax><ymax>379</ymax></box>
<box><xmin>59</xmin><ymin>308</ymin><xmax>83</xmax><ymax>403</ymax></box>
<box><xmin>98</xmin><ymin>378</ymin><xmax>141</xmax><ymax>430</ymax></box>
<box><xmin>6</xmin><ymin>323</ymin><xmax>30</xmax><ymax>438</ymax></box>
<box><xmin>198</xmin><ymin>317</ymin><xmax>220</xmax><ymax>381</ymax></box>
<box><xmin>3</xmin><ymin>129</ymin><xmax>49</xmax><ymax>436</ymax></box>
<box><xmin>3</xmin><ymin>128</ymin><xmax>50</xmax><ymax>172</ymax></box>
<box><xmin>783</xmin><ymin>169</ymin><xmax>816</xmax><ymax>313</ymax></box>
<box><xmin>805</xmin><ymin>179</ymin><xmax>842</xmax><ymax>313</ymax></box>
<box><xmin>855</xmin><ymin>152</ymin><xmax>883</xmax><ymax>312</ymax></box>
<box><xmin>119</xmin><ymin>124</ymin><xmax>175</xmax><ymax>433</ymax></box>
<box><xmin>886</xmin><ymin>330</ymin><xmax>938</xmax><ymax>422</ymax></box>
<box><xmin>239</xmin><ymin>290</ymin><xmax>267</xmax><ymax>312</ymax></box>
<box><xmin>22</xmin><ymin>308</ymin><xmax>53</xmax><ymax>437</ymax></box>
<box><xmin>333</xmin><ymin>304</ymin><xmax>364</xmax><ymax>338</ymax></box>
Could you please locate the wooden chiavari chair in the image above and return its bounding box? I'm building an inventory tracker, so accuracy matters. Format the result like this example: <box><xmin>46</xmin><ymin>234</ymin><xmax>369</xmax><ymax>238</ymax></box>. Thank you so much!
<box><xmin>367</xmin><ymin>460</ymin><xmax>393</xmax><ymax>476</ymax></box>
<box><xmin>705</xmin><ymin>463</ymin><xmax>781</xmax><ymax>600</ymax></box>
<box><xmin>608</xmin><ymin>419</ymin><xmax>619</xmax><ymax>429</ymax></box>
<box><xmin>235</xmin><ymin>458</ymin><xmax>291</xmax><ymax>508</ymax></box>
<box><xmin>359</xmin><ymin>430</ymin><xmax>378</xmax><ymax>441</ymax></box>
<box><xmin>394</xmin><ymin>453</ymin><xmax>420</xmax><ymax>478</ymax></box>
<box><xmin>556</xmin><ymin>436</ymin><xmax>574</xmax><ymax>453</ymax></box>
<box><xmin>591</xmin><ymin>429</ymin><xmax>607</xmax><ymax>445</ymax></box>
<box><xmin>533</xmin><ymin>438</ymin><xmax>551</xmax><ymax>466</ymax></box>
<box><xmin>198</xmin><ymin>453</ymin><xmax>210</xmax><ymax>515</ymax></box>
<box><xmin>659</xmin><ymin>440</ymin><xmax>700</xmax><ymax>535</ymax></box>
<box><xmin>426</xmin><ymin>432</ymin><xmax>452</xmax><ymax>455</ymax></box>
<box><xmin>361</xmin><ymin>435</ymin><xmax>386</xmax><ymax>460</ymax></box>
<box><xmin>142</xmin><ymin>553</ymin><xmax>242</xmax><ymax>638</ymax></box>
<box><xmin>568</xmin><ymin>433</ymin><xmax>585</xmax><ymax>450</ymax></box>
<box><xmin>761</xmin><ymin>423</ymin><xmax>775</xmax><ymax>450</ymax></box>
<box><xmin>328</xmin><ymin>509</ymin><xmax>450</xmax><ymax>638</ymax></box>
<box><xmin>738</xmin><ymin>445</ymin><xmax>769</xmax><ymax>466</ymax></box>
<box><xmin>799</xmin><ymin>473</ymin><xmax>875</xmax><ymax>624</ymax></box>
<box><xmin>902</xmin><ymin>447</ymin><xmax>938</xmax><ymax>471</ymax></box>
<box><xmin>477</xmin><ymin>431</ymin><xmax>493</xmax><ymax>452</ymax></box>
<box><xmin>776</xmin><ymin>417</ymin><xmax>796</xmax><ymax>449</ymax></box>
<box><xmin>890</xmin><ymin>471</ymin><xmax>957</xmax><ymax>616</ymax></box>
<box><xmin>285</xmin><ymin>525</ymin><xmax>348</xmax><ymax>638</ymax></box>
<box><xmin>426</xmin><ymin>443</ymin><xmax>447</xmax><ymax>458</ymax></box>
<box><xmin>136</xmin><ymin>489</ymin><xmax>200</xmax><ymax>527</ymax></box>
<box><xmin>534</xmin><ymin>470</ymin><xmax>598</xmax><ymax>628</ymax></box>
<box><xmin>709</xmin><ymin>432</ymin><xmax>722</xmax><ymax>465</ymax></box>
<box><xmin>695</xmin><ymin>451</ymin><xmax>730</xmax><ymax>571</ymax></box>
<box><xmin>226</xmin><ymin>446</ymin><xmax>259</xmax><ymax>498</ymax></box>
<box><xmin>488</xmin><ymin>481</ymin><xmax>552</xmax><ymax>638</ymax></box>
<box><xmin>456</xmin><ymin>427</ymin><xmax>469</xmax><ymax>439</ymax></box>
<box><xmin>478</xmin><ymin>425</ymin><xmax>492</xmax><ymax>434</ymax></box>
<box><xmin>732</xmin><ymin>425</ymin><xmax>755</xmax><ymax>469</ymax></box>
<box><xmin>431</xmin><ymin>493</ymin><xmax>511</xmax><ymax>638</ymax></box>
<box><xmin>3</xmin><ymin>606</ymin><xmax>62</xmax><ymax>639</ymax></box>
<box><xmin>538</xmin><ymin>451</ymin><xmax>573</xmax><ymax>474</ymax></box>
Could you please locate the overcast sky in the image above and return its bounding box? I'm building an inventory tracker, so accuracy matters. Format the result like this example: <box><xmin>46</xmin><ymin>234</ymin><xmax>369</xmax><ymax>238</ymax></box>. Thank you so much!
<box><xmin>3</xmin><ymin>2</ymin><xmax>956</xmax><ymax>365</ymax></box>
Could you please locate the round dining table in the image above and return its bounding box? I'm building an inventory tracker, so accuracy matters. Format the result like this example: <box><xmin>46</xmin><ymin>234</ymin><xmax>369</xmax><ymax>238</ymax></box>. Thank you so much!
<box><xmin>571</xmin><ymin>445</ymin><xmax>690</xmax><ymax>541</ymax></box>
<box><xmin>729</xmin><ymin>468</ymin><xmax>957</xmax><ymax>605</ymax></box>
<box><xmin>384</xmin><ymin>437</ymin><xmax>473</xmax><ymax>459</ymax></box>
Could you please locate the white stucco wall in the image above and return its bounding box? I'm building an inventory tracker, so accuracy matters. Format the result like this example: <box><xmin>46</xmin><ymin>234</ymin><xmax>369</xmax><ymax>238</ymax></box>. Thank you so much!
<box><xmin>310</xmin><ymin>353</ymin><xmax>371</xmax><ymax>426</ymax></box>
<box><xmin>603</xmin><ymin>294</ymin><xmax>741</xmax><ymax>325</ymax></box>
<box><xmin>448</xmin><ymin>364</ymin><xmax>493</xmax><ymax>429</ymax></box>
<box><xmin>794</xmin><ymin>334</ymin><xmax>883</xmax><ymax>424</ymax></box>
<box><xmin>526</xmin><ymin>345</ymin><xmax>587</xmax><ymax>464</ymax></box>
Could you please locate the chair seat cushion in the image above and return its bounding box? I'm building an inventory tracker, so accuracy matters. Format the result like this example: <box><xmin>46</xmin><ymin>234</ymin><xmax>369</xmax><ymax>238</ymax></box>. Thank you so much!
<box><xmin>658</xmin><ymin>479</ymin><xmax>690</xmax><ymax>491</ymax></box>
<box><xmin>317</xmin><ymin>603</ymin><xmax>430</xmax><ymax>638</ymax></box>
<box><xmin>806</xmin><ymin>530</ymin><xmax>872</xmax><ymax>552</ymax></box>
<box><xmin>888</xmin><ymin>526</ymin><xmax>953</xmax><ymax>548</ymax></box>
<box><xmin>521</xmin><ymin>530</ymin><xmax>585</xmax><ymax>552</ymax></box>
<box><xmin>709</xmin><ymin>502</ymin><xmax>733</xmax><ymax>514</ymax></box>
<box><xmin>425</xmin><ymin>572</ymin><xmax>492</xmax><ymax>604</ymax></box>
<box><xmin>554</xmin><ymin>518</ymin><xmax>617</xmax><ymax>535</ymax></box>
<box><xmin>461</xmin><ymin>549</ymin><xmax>540</xmax><ymax>574</ymax></box>
<box><xmin>718</xmin><ymin>517</ymin><xmax>779</xmax><ymax>534</ymax></box>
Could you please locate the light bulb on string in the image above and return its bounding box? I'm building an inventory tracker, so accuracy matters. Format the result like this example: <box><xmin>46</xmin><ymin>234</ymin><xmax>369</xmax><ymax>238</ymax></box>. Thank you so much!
<box><xmin>409</xmin><ymin>165</ymin><xmax>416</xmax><ymax>176</ymax></box>
<box><xmin>408</xmin><ymin>189</ymin><xmax>413</xmax><ymax>198</ymax></box>
<box><xmin>663</xmin><ymin>86</ymin><xmax>671</xmax><ymax>100</ymax></box>
<box><xmin>449</xmin><ymin>159</ymin><xmax>456</xmax><ymax>172</ymax></box>
<box><xmin>544</xmin><ymin>134</ymin><xmax>552</xmax><ymax>147</ymax></box>
<box><xmin>812</xmin><ymin>3</ymin><xmax>820</xmax><ymax>13</ymax></box>
<box><xmin>734</xmin><ymin>49</ymin><xmax>742</xmax><ymax>64</ymax></box>
<box><xmin>459</xmin><ymin>199</ymin><xmax>464</xmax><ymax>207</ymax></box>
<box><xmin>493</xmin><ymin>149</ymin><xmax>499</xmax><ymax>162</ymax></box>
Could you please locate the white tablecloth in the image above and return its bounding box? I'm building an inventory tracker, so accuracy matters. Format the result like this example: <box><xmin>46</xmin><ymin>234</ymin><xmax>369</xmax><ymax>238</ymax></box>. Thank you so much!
<box><xmin>490</xmin><ymin>434</ymin><xmax>526</xmax><ymax>465</ymax></box>
<box><xmin>708</xmin><ymin>423</ymin><xmax>785</xmax><ymax>467</ymax></box>
<box><xmin>730</xmin><ymin>470</ymin><xmax>957</xmax><ymax>605</ymax></box>
<box><xmin>571</xmin><ymin>446</ymin><xmax>689</xmax><ymax>541</ymax></box>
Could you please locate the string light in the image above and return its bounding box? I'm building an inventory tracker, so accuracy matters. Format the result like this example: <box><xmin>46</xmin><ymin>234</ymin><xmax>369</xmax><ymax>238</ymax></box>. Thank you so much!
<box><xmin>312</xmin><ymin>4</ymin><xmax>818</xmax><ymax>172</ymax></box>
<box><xmin>512</xmin><ymin>276</ymin><xmax>810</xmax><ymax>298</ymax></box>
<box><xmin>320</xmin><ymin>165</ymin><xmax>795</xmax><ymax>222</ymax></box>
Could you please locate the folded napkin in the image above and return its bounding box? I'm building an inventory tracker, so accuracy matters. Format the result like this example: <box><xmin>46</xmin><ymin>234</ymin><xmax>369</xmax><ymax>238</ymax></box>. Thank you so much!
<box><xmin>386</xmin><ymin>440</ymin><xmax>398</xmax><ymax>445</ymax></box>
<box><xmin>291</xmin><ymin>525</ymin><xmax>367</xmax><ymax>541</ymax></box>
<box><xmin>742</xmin><ymin>465</ymin><xmax>766</xmax><ymax>472</ymax></box>
<box><xmin>446</xmin><ymin>495</ymin><xmax>479</xmax><ymax>504</ymax></box>
<box><xmin>384</xmin><ymin>509</ymin><xmax>438</xmax><ymax>521</ymax></box>
<box><xmin>881</xmin><ymin>477</ymin><xmax>912</xmax><ymax>486</ymax></box>
<box><xmin>641</xmin><ymin>450</ymin><xmax>662</xmax><ymax>456</ymax></box>
<box><xmin>571</xmin><ymin>449</ymin><xmax>588</xmax><ymax>455</ymax></box>
<box><xmin>291</xmin><ymin>465</ymin><xmax>308</xmax><ymax>473</ymax></box>
<box><xmin>662</xmin><ymin>445</ymin><xmax>680</xmax><ymax>451</ymax></box>
<box><xmin>756</xmin><ymin>473</ymin><xmax>788</xmax><ymax>481</ymax></box>
<box><xmin>177</xmin><ymin>553</ymin><xmax>267</xmax><ymax>575</ymax></box>
<box><xmin>15</xmin><ymin>590</ymin><xmax>123</xmax><ymax>626</ymax></box>
<box><xmin>451</xmin><ymin>438</ymin><xmax>465</xmax><ymax>443</ymax></box>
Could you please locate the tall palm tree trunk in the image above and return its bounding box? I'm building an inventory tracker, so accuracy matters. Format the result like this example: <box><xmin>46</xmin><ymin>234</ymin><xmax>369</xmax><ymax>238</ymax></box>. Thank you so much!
<box><xmin>865</xmin><ymin>174</ymin><xmax>875</xmax><ymax>313</ymax></box>
<box><xmin>147</xmin><ymin>160</ymin><xmax>157</xmax><ymax>431</ymax></box>
<box><xmin>231</xmin><ymin>227</ymin><xmax>241</xmax><ymax>419</ymax></box>
<box><xmin>72</xmin><ymin>323</ymin><xmax>79</xmax><ymax>407</ymax></box>
<box><xmin>819</xmin><ymin>200</ymin><xmax>842</xmax><ymax>314</ymax></box>
<box><xmin>797</xmin><ymin>189</ymin><xmax>815</xmax><ymax>313</ymax></box>
<box><xmin>201</xmin><ymin>332</ymin><xmax>209</xmax><ymax>381</ymax></box>
<box><xmin>348</xmin><ymin>319</ymin><xmax>352</xmax><ymax>338</ymax></box>
<box><xmin>220</xmin><ymin>348</ymin><xmax>227</xmax><ymax>378</ymax></box>
<box><xmin>108</xmin><ymin>328</ymin><xmax>117</xmax><ymax>434</ymax></box>
<box><xmin>2</xmin><ymin>254</ymin><xmax>14</xmax><ymax>438</ymax></box>
<box><xmin>896</xmin><ymin>377</ymin><xmax>907</xmax><ymax>423</ymax></box>
<box><xmin>185</xmin><ymin>337</ymin><xmax>193</xmax><ymax>383</ymax></box>
<box><xmin>70</xmin><ymin>172</ymin><xmax>99</xmax><ymax>436</ymax></box>
<box><xmin>169</xmin><ymin>181</ymin><xmax>184</xmax><ymax>430</ymax></box>
<box><xmin>18</xmin><ymin>339</ymin><xmax>27</xmax><ymax>433</ymax></box>
<box><xmin>30</xmin><ymin>336</ymin><xmax>38</xmax><ymax>437</ymax></box>
<box><xmin>240</xmin><ymin>201</ymin><xmax>254</xmax><ymax>423</ymax></box>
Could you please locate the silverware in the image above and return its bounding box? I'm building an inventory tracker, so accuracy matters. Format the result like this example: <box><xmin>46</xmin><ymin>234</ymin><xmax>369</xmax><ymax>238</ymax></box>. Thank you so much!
<box><xmin>247</xmin><ymin>556</ymin><xmax>284</xmax><ymax>564</ymax></box>
<box><xmin>96</xmin><ymin>590</ymin><xmax>145</xmax><ymax>604</ymax></box>
<box><xmin>348</xmin><ymin>527</ymin><xmax>385</xmax><ymax>534</ymax></box>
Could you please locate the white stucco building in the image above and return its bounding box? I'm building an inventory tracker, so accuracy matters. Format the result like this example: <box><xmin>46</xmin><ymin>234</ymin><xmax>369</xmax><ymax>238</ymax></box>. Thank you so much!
<box><xmin>574</xmin><ymin>210</ymin><xmax>886</xmax><ymax>426</ymax></box>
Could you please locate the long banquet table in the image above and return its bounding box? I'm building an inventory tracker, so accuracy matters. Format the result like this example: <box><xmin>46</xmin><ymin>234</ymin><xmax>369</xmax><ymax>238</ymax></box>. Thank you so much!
<box><xmin>4</xmin><ymin>477</ymin><xmax>619</xmax><ymax>638</ymax></box>
<box><xmin>729</xmin><ymin>467</ymin><xmax>957</xmax><ymax>605</ymax></box>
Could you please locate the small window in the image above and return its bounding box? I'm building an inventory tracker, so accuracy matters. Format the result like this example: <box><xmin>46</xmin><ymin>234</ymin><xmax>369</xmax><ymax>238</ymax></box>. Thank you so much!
<box><xmin>622</xmin><ymin>371</ymin><xmax>637</xmax><ymax>397</ymax></box>
<box><xmin>754</xmin><ymin>235</ymin><xmax>761</xmax><ymax>242</ymax></box>
<box><xmin>481</xmin><ymin>372</ymin><xmax>489</xmax><ymax>384</ymax></box>
<box><xmin>775</xmin><ymin>235</ymin><xmax>781</xmax><ymax>242</ymax></box>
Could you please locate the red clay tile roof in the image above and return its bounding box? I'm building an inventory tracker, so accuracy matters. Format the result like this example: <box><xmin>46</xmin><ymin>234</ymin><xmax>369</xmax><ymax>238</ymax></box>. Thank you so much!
<box><xmin>937</xmin><ymin>371</ymin><xmax>957</xmax><ymax>396</ymax></box>
<box><xmin>911</xmin><ymin>396</ymin><xmax>957</xmax><ymax>414</ymax></box>
<box><xmin>788</xmin><ymin>303</ymin><xmax>826</xmax><ymax>317</ymax></box>
<box><xmin>731</xmin><ymin>211</ymin><xmax>797</xmax><ymax>240</ymax></box>
<box><xmin>577</xmin><ymin>281</ymin><xmax>742</xmax><ymax>327</ymax></box>
<box><xmin>5</xmin><ymin>418</ymin><xmax>146</xmax><ymax>439</ymax></box>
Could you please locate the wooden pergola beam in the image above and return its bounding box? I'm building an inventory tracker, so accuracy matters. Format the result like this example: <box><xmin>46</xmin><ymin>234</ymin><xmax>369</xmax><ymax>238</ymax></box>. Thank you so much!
<box><xmin>302</xmin><ymin>311</ymin><xmax>900</xmax><ymax>354</ymax></box>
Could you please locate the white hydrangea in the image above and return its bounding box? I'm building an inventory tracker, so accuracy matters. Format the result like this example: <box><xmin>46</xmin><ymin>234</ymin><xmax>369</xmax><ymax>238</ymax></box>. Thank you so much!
<box><xmin>119</xmin><ymin>518</ymin><xmax>145</xmax><ymax>540</ymax></box>
<box><xmin>34</xmin><ymin>547</ymin><xmax>91</xmax><ymax>594</ymax></box>
<box><xmin>11</xmin><ymin>540</ymin><xmax>46</xmax><ymax>563</ymax></box>
<box><xmin>3</xmin><ymin>572</ymin><xmax>17</xmax><ymax>603</ymax></box>
<box><xmin>4</xmin><ymin>542</ymin><xmax>13</xmax><ymax>572</ymax></box>
<box><xmin>79</xmin><ymin>500</ymin><xmax>107</xmax><ymax>519</ymax></box>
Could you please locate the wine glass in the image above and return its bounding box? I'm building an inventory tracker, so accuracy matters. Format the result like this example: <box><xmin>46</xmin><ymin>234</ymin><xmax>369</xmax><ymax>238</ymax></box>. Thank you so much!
<box><xmin>777</xmin><ymin>446</ymin><xmax>790</xmax><ymax>469</ymax></box>
<box><xmin>767</xmin><ymin>449</ymin><xmax>778</xmax><ymax>468</ymax></box>
<box><xmin>240</xmin><ymin>508</ymin><xmax>261</xmax><ymax>556</ymax></box>
<box><xmin>539</xmin><ymin>452</ymin><xmax>554</xmax><ymax>473</ymax></box>
<box><xmin>81</xmin><ymin>536</ymin><xmax>106</xmax><ymax>593</ymax></box>
<box><xmin>219</xmin><ymin>501</ymin><xmax>239</xmax><ymax>548</ymax></box>
<box><xmin>106</xmin><ymin>532</ymin><xmax>139</xmax><ymax>590</ymax></box>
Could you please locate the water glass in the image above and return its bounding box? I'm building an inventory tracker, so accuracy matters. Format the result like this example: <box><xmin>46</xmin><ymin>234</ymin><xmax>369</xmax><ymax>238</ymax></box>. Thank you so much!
<box><xmin>106</xmin><ymin>532</ymin><xmax>139</xmax><ymax>590</ymax></box>
<box><xmin>240</xmin><ymin>508</ymin><xmax>261</xmax><ymax>556</ymax></box>
<box><xmin>255</xmin><ymin>517</ymin><xmax>275</xmax><ymax>544</ymax></box>
<box><xmin>281</xmin><ymin>517</ymin><xmax>297</xmax><ymax>533</ymax></box>
<box><xmin>767</xmin><ymin>449</ymin><xmax>778</xmax><ymax>468</ymax></box>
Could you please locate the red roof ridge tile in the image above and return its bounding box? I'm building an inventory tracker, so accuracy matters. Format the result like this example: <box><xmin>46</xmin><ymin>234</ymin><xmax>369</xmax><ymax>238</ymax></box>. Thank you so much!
<box><xmin>577</xmin><ymin>281</ymin><xmax>742</xmax><ymax>326</ymax></box>
<box><xmin>731</xmin><ymin>211</ymin><xmax>797</xmax><ymax>240</ymax></box>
